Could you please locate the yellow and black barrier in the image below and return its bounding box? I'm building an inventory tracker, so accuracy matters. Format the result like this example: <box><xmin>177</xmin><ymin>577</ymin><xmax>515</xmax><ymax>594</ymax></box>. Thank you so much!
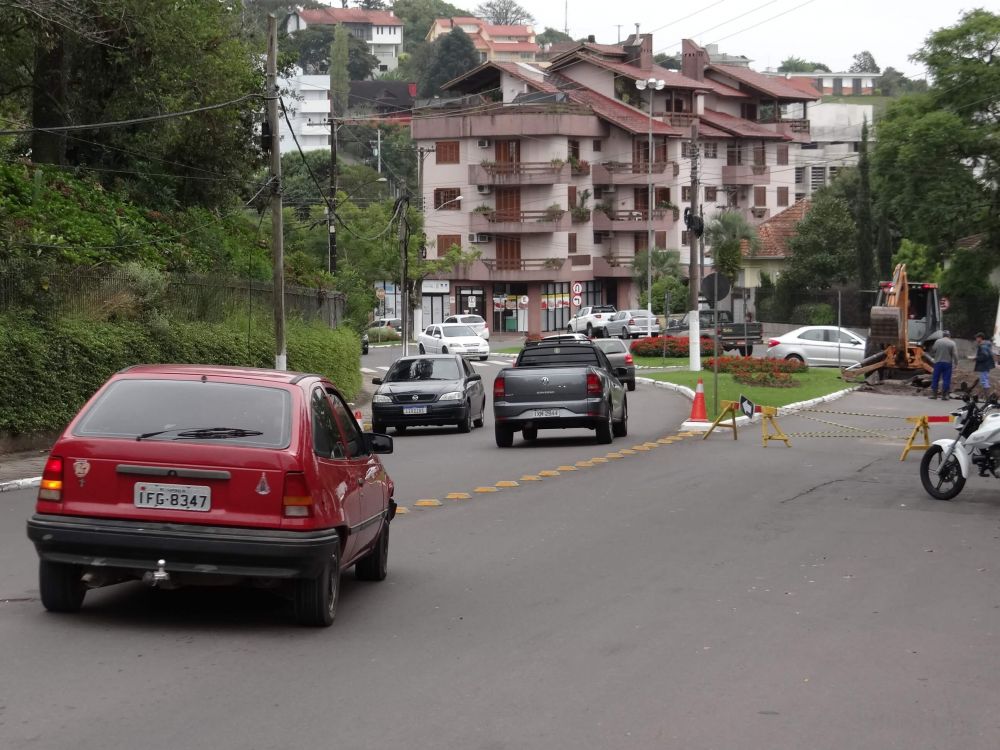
<box><xmin>701</xmin><ymin>401</ymin><xmax>791</xmax><ymax>447</ymax></box>
<box><xmin>900</xmin><ymin>414</ymin><xmax>953</xmax><ymax>461</ymax></box>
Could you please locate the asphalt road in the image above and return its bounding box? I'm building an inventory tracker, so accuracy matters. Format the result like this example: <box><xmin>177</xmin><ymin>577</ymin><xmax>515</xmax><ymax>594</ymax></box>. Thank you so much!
<box><xmin>2</xmin><ymin>353</ymin><xmax>999</xmax><ymax>749</ymax></box>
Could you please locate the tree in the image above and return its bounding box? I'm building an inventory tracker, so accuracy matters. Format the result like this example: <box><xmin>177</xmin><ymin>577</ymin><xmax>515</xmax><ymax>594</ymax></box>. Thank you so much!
<box><xmin>654</xmin><ymin>53</ymin><xmax>681</xmax><ymax>70</ymax></box>
<box><xmin>778</xmin><ymin>56</ymin><xmax>830</xmax><ymax>73</ymax></box>
<box><xmin>536</xmin><ymin>27</ymin><xmax>573</xmax><ymax>46</ymax></box>
<box><xmin>632</xmin><ymin>248</ymin><xmax>681</xmax><ymax>294</ymax></box>
<box><xmin>875</xmin><ymin>66</ymin><xmax>928</xmax><ymax>96</ymax></box>
<box><xmin>283</xmin><ymin>25</ymin><xmax>380</xmax><ymax>79</ymax></box>
<box><xmin>418</xmin><ymin>25</ymin><xmax>480</xmax><ymax>97</ymax></box>
<box><xmin>783</xmin><ymin>194</ymin><xmax>857</xmax><ymax>290</ymax></box>
<box><xmin>855</xmin><ymin>118</ymin><xmax>875</xmax><ymax>290</ymax></box>
<box><xmin>356</xmin><ymin>0</ymin><xmax>388</xmax><ymax>9</ymax></box>
<box><xmin>875</xmin><ymin>210</ymin><xmax>894</xmax><ymax>279</ymax></box>
<box><xmin>705</xmin><ymin>211</ymin><xmax>759</xmax><ymax>283</ymax></box>
<box><xmin>474</xmin><ymin>0</ymin><xmax>534</xmax><ymax>25</ymax></box>
<box><xmin>891</xmin><ymin>239</ymin><xmax>938</xmax><ymax>282</ymax></box>
<box><xmin>848</xmin><ymin>50</ymin><xmax>880</xmax><ymax>73</ymax></box>
<box><xmin>392</xmin><ymin>0</ymin><xmax>472</xmax><ymax>55</ymax></box>
<box><xmin>331</xmin><ymin>24</ymin><xmax>350</xmax><ymax>115</ymax></box>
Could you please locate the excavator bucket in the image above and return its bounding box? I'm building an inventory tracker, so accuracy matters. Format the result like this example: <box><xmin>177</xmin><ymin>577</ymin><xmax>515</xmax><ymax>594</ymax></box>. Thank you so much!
<box><xmin>869</xmin><ymin>306</ymin><xmax>902</xmax><ymax>347</ymax></box>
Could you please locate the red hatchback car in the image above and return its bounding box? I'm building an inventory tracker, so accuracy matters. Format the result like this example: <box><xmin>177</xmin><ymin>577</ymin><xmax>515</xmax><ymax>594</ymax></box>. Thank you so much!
<box><xmin>26</xmin><ymin>365</ymin><xmax>395</xmax><ymax>626</ymax></box>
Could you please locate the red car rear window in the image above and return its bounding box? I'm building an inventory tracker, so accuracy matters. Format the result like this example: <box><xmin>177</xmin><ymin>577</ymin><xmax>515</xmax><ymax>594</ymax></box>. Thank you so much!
<box><xmin>73</xmin><ymin>379</ymin><xmax>293</xmax><ymax>448</ymax></box>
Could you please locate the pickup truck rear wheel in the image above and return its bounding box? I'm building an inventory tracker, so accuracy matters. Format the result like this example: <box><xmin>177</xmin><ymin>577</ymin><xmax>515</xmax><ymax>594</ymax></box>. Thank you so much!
<box><xmin>595</xmin><ymin>406</ymin><xmax>613</xmax><ymax>444</ymax></box>
<box><xmin>495</xmin><ymin>424</ymin><xmax>514</xmax><ymax>447</ymax></box>
<box><xmin>586</xmin><ymin>323</ymin><xmax>594</xmax><ymax>337</ymax></box>
<box><xmin>740</xmin><ymin>345</ymin><xmax>754</xmax><ymax>356</ymax></box>
<box><xmin>612</xmin><ymin>396</ymin><xmax>628</xmax><ymax>437</ymax></box>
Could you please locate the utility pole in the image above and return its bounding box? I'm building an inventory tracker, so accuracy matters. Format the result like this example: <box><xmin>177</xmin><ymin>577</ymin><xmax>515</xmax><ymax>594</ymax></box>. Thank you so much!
<box><xmin>687</xmin><ymin>121</ymin><xmax>700</xmax><ymax>312</ymax></box>
<box><xmin>267</xmin><ymin>15</ymin><xmax>286</xmax><ymax>370</ymax></box>
<box><xmin>375</xmin><ymin>127</ymin><xmax>382</xmax><ymax>174</ymax></box>
<box><xmin>328</xmin><ymin>41</ymin><xmax>338</xmax><ymax>275</ymax></box>
<box><xmin>396</xmin><ymin>196</ymin><xmax>411</xmax><ymax>356</ymax></box>
<box><xmin>415</xmin><ymin>146</ymin><xmax>434</xmax><ymax>210</ymax></box>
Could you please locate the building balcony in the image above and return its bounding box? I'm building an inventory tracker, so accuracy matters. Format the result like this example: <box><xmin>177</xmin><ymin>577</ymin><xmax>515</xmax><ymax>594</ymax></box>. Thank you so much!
<box><xmin>592</xmin><ymin>160</ymin><xmax>676</xmax><ymax>186</ymax></box>
<box><xmin>438</xmin><ymin>257</ymin><xmax>579</xmax><ymax>282</ymax></box>
<box><xmin>469</xmin><ymin>161</ymin><xmax>568</xmax><ymax>186</ymax></box>
<box><xmin>470</xmin><ymin>209</ymin><xmax>569</xmax><ymax>233</ymax></box>
<box><xmin>592</xmin><ymin>253</ymin><xmax>636</xmax><ymax>278</ymax></box>
<box><xmin>659</xmin><ymin>112</ymin><xmax>697</xmax><ymax>130</ymax></box>
<box><xmin>757</xmin><ymin>117</ymin><xmax>811</xmax><ymax>143</ymax></box>
<box><xmin>721</xmin><ymin>164</ymin><xmax>771</xmax><ymax>185</ymax></box>
<box><xmin>592</xmin><ymin>208</ymin><xmax>674</xmax><ymax>233</ymax></box>
<box><xmin>744</xmin><ymin>207</ymin><xmax>771</xmax><ymax>223</ymax></box>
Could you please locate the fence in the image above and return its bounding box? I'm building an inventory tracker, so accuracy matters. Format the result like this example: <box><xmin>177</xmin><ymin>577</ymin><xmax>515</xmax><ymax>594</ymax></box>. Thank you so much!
<box><xmin>0</xmin><ymin>264</ymin><xmax>345</xmax><ymax>328</ymax></box>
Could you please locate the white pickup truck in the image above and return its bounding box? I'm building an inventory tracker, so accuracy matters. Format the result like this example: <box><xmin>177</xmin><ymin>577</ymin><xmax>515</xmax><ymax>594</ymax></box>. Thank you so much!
<box><xmin>566</xmin><ymin>305</ymin><xmax>617</xmax><ymax>337</ymax></box>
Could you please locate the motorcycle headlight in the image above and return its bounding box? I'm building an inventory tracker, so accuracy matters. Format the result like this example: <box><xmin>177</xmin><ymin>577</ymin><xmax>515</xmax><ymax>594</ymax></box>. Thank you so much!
<box><xmin>373</xmin><ymin>394</ymin><xmax>392</xmax><ymax>403</ymax></box>
<box><xmin>439</xmin><ymin>391</ymin><xmax>463</xmax><ymax>401</ymax></box>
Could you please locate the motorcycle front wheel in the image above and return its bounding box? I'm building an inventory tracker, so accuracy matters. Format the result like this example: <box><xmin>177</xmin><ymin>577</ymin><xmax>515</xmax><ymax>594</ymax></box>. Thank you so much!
<box><xmin>919</xmin><ymin>445</ymin><xmax>966</xmax><ymax>500</ymax></box>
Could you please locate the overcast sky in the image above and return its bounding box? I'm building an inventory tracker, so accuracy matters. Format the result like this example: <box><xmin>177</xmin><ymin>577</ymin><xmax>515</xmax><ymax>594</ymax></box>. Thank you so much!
<box><xmin>526</xmin><ymin>0</ymin><xmax>974</xmax><ymax>78</ymax></box>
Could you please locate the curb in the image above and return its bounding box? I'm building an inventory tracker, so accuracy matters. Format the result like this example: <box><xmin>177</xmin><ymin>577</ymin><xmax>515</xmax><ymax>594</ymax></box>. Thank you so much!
<box><xmin>0</xmin><ymin>477</ymin><xmax>41</xmax><ymax>493</ymax></box>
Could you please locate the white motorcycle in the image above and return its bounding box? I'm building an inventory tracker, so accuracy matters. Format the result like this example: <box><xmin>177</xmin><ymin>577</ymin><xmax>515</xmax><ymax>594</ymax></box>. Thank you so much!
<box><xmin>920</xmin><ymin>385</ymin><xmax>1000</xmax><ymax>500</ymax></box>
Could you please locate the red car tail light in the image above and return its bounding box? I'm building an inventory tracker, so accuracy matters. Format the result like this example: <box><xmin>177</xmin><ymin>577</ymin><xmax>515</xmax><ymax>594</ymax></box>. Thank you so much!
<box><xmin>493</xmin><ymin>376</ymin><xmax>505</xmax><ymax>400</ymax></box>
<box><xmin>38</xmin><ymin>455</ymin><xmax>64</xmax><ymax>501</ymax></box>
<box><xmin>628</xmin><ymin>318</ymin><xmax>635</xmax><ymax>326</ymax></box>
<box><xmin>625</xmin><ymin>353</ymin><xmax>634</xmax><ymax>364</ymax></box>
<box><xmin>595</xmin><ymin>314</ymin><xmax>603</xmax><ymax>319</ymax></box>
<box><xmin>283</xmin><ymin>472</ymin><xmax>313</xmax><ymax>518</ymax></box>
<box><xmin>586</xmin><ymin>372</ymin><xmax>602</xmax><ymax>396</ymax></box>
<box><xmin>768</xmin><ymin>339</ymin><xmax>780</xmax><ymax>348</ymax></box>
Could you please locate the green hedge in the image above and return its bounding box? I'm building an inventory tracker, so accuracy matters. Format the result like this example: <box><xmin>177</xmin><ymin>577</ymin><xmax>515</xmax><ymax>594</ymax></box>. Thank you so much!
<box><xmin>0</xmin><ymin>312</ymin><xmax>360</xmax><ymax>435</ymax></box>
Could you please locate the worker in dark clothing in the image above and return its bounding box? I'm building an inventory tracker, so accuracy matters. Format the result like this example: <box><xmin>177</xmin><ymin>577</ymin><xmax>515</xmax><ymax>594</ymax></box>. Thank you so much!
<box><xmin>973</xmin><ymin>332</ymin><xmax>995</xmax><ymax>392</ymax></box>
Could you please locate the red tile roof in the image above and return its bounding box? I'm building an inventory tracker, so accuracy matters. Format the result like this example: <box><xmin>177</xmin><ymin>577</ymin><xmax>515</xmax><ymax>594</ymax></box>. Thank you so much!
<box><xmin>490</xmin><ymin>42</ymin><xmax>540</xmax><ymax>52</ymax></box>
<box><xmin>701</xmin><ymin>109</ymin><xmax>788</xmax><ymax>140</ymax></box>
<box><xmin>779</xmin><ymin>76</ymin><xmax>822</xmax><ymax>98</ymax></box>
<box><xmin>700</xmin><ymin>79</ymin><xmax>749</xmax><ymax>99</ymax></box>
<box><xmin>563</xmin><ymin>85</ymin><xmax>683</xmax><ymax>136</ymax></box>
<box><xmin>552</xmin><ymin>52</ymin><xmax>709</xmax><ymax>91</ymax></box>
<box><xmin>741</xmin><ymin>199</ymin><xmax>811</xmax><ymax>259</ymax></box>
<box><xmin>441</xmin><ymin>61</ymin><xmax>557</xmax><ymax>94</ymax></box>
<box><xmin>708</xmin><ymin>64</ymin><xmax>817</xmax><ymax>100</ymax></box>
<box><xmin>298</xmin><ymin>8</ymin><xmax>402</xmax><ymax>26</ymax></box>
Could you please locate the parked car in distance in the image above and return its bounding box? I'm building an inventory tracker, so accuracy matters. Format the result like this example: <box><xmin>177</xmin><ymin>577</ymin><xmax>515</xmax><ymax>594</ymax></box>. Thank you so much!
<box><xmin>566</xmin><ymin>304</ymin><xmax>617</xmax><ymax>337</ymax></box>
<box><xmin>765</xmin><ymin>325</ymin><xmax>867</xmax><ymax>367</ymax></box>
<box><xmin>539</xmin><ymin>332</ymin><xmax>591</xmax><ymax>342</ymax></box>
<box><xmin>605</xmin><ymin>309</ymin><xmax>661</xmax><ymax>339</ymax></box>
<box><xmin>417</xmin><ymin>323</ymin><xmax>490</xmax><ymax>360</ymax></box>
<box><xmin>372</xmin><ymin>317</ymin><xmax>402</xmax><ymax>330</ymax></box>
<box><xmin>443</xmin><ymin>314</ymin><xmax>490</xmax><ymax>339</ymax></box>
<box><xmin>493</xmin><ymin>340</ymin><xmax>628</xmax><ymax>446</ymax></box>
<box><xmin>592</xmin><ymin>338</ymin><xmax>636</xmax><ymax>391</ymax></box>
<box><xmin>371</xmin><ymin>355</ymin><xmax>486</xmax><ymax>434</ymax></box>
<box><xmin>25</xmin><ymin>365</ymin><xmax>396</xmax><ymax>627</ymax></box>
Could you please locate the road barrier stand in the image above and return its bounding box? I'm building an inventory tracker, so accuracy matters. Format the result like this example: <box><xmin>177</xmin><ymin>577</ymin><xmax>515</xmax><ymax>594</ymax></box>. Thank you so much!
<box><xmin>760</xmin><ymin>405</ymin><xmax>791</xmax><ymax>448</ymax></box>
<box><xmin>900</xmin><ymin>414</ymin><xmax>953</xmax><ymax>461</ymax></box>
<box><xmin>703</xmin><ymin>400</ymin><xmax>741</xmax><ymax>440</ymax></box>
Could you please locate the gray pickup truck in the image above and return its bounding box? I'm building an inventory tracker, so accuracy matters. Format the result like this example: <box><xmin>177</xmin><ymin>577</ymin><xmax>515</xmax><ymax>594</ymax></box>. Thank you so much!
<box><xmin>671</xmin><ymin>309</ymin><xmax>763</xmax><ymax>356</ymax></box>
<box><xmin>492</xmin><ymin>341</ymin><xmax>629</xmax><ymax>447</ymax></box>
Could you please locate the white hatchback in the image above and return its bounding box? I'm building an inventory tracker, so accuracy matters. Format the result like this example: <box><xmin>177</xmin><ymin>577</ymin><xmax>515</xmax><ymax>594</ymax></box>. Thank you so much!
<box><xmin>765</xmin><ymin>325</ymin><xmax>866</xmax><ymax>367</ymax></box>
<box><xmin>444</xmin><ymin>314</ymin><xmax>490</xmax><ymax>340</ymax></box>
<box><xmin>418</xmin><ymin>323</ymin><xmax>491</xmax><ymax>361</ymax></box>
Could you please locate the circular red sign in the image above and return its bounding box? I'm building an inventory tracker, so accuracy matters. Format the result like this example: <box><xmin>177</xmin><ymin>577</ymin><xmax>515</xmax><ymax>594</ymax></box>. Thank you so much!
<box><xmin>940</xmin><ymin>296</ymin><xmax>950</xmax><ymax>312</ymax></box>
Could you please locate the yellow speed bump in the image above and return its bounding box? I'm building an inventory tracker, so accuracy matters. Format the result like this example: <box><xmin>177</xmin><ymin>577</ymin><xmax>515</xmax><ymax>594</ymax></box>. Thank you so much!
<box><xmin>658</xmin><ymin>437</ymin><xmax>678</xmax><ymax>444</ymax></box>
<box><xmin>590</xmin><ymin>457</ymin><xmax>609</xmax><ymax>463</ymax></box>
<box><xmin>474</xmin><ymin>486</ymin><xmax>498</xmax><ymax>493</ymax></box>
<box><xmin>414</xmin><ymin>499</ymin><xmax>442</xmax><ymax>507</ymax></box>
<box><xmin>605</xmin><ymin>452</ymin><xmax>624</xmax><ymax>459</ymax></box>
<box><xmin>644</xmin><ymin>442</ymin><xmax>660</xmax><ymax>449</ymax></box>
<box><xmin>395</xmin><ymin>506</ymin><xmax>410</xmax><ymax>514</ymax></box>
<box><xmin>632</xmin><ymin>445</ymin><xmax>650</xmax><ymax>451</ymax></box>
<box><xmin>520</xmin><ymin>475</ymin><xmax>542</xmax><ymax>481</ymax></box>
<box><xmin>619</xmin><ymin>449</ymin><xmax>636</xmax><ymax>455</ymax></box>
<box><xmin>556</xmin><ymin>465</ymin><xmax>578</xmax><ymax>471</ymax></box>
<box><xmin>495</xmin><ymin>480</ymin><xmax>519</xmax><ymax>488</ymax></box>
<box><xmin>445</xmin><ymin>492</ymin><xmax>471</xmax><ymax>500</ymax></box>
<box><xmin>575</xmin><ymin>460</ymin><xmax>594</xmax><ymax>468</ymax></box>
<box><xmin>539</xmin><ymin>470</ymin><xmax>561</xmax><ymax>477</ymax></box>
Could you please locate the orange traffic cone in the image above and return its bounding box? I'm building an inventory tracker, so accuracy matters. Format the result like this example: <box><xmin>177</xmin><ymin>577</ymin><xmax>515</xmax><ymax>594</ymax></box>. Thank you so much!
<box><xmin>354</xmin><ymin>409</ymin><xmax>364</xmax><ymax>423</ymax></box>
<box><xmin>688</xmin><ymin>378</ymin><xmax>708</xmax><ymax>422</ymax></box>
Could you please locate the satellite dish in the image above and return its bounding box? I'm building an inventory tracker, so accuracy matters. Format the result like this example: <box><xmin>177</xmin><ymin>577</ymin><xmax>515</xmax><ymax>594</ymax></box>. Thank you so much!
<box><xmin>701</xmin><ymin>272</ymin><xmax>730</xmax><ymax>304</ymax></box>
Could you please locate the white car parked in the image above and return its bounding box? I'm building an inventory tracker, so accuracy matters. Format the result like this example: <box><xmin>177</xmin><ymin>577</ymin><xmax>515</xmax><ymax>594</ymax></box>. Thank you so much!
<box><xmin>418</xmin><ymin>323</ymin><xmax>491</xmax><ymax>361</ymax></box>
<box><xmin>443</xmin><ymin>314</ymin><xmax>490</xmax><ymax>340</ymax></box>
<box><xmin>764</xmin><ymin>325</ymin><xmax>866</xmax><ymax>367</ymax></box>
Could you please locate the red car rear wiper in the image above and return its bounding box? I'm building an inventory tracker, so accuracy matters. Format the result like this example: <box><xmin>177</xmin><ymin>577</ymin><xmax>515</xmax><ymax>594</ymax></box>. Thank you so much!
<box><xmin>136</xmin><ymin>427</ymin><xmax>264</xmax><ymax>441</ymax></box>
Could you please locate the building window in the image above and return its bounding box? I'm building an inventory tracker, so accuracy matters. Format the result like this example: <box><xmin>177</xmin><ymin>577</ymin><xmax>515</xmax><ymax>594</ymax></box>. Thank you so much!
<box><xmin>681</xmin><ymin>230</ymin><xmax>690</xmax><ymax>246</ymax></box>
<box><xmin>682</xmin><ymin>142</ymin><xmax>697</xmax><ymax>158</ymax></box>
<box><xmin>777</xmin><ymin>186</ymin><xmax>789</xmax><ymax>207</ymax></box>
<box><xmin>593</xmin><ymin>232</ymin><xmax>604</xmax><ymax>244</ymax></box>
<box><xmin>655</xmin><ymin>231</ymin><xmax>667</xmax><ymax>248</ymax></box>
<box><xmin>434</xmin><ymin>188</ymin><xmax>461</xmax><ymax>209</ymax></box>
<box><xmin>795</xmin><ymin>167</ymin><xmax>806</xmax><ymax>184</ymax></box>
<box><xmin>436</xmin><ymin>141</ymin><xmax>459</xmax><ymax>164</ymax></box>
<box><xmin>704</xmin><ymin>186</ymin><xmax>718</xmax><ymax>202</ymax></box>
<box><xmin>753</xmin><ymin>186</ymin><xmax>766</xmax><ymax>206</ymax></box>
<box><xmin>592</xmin><ymin>140</ymin><xmax>602</xmax><ymax>152</ymax></box>
<box><xmin>703</xmin><ymin>142</ymin><xmax>718</xmax><ymax>159</ymax></box>
<box><xmin>776</xmin><ymin>144</ymin><xmax>789</xmax><ymax>165</ymax></box>
<box><xmin>681</xmin><ymin>186</ymin><xmax>692</xmax><ymax>201</ymax></box>
<box><xmin>811</xmin><ymin>166</ymin><xmax>826</xmax><ymax>187</ymax></box>
<box><xmin>594</xmin><ymin>187</ymin><xmax>604</xmax><ymax>199</ymax></box>
<box><xmin>655</xmin><ymin>187</ymin><xmax>671</xmax><ymax>206</ymax></box>
<box><xmin>634</xmin><ymin>232</ymin><xmax>648</xmax><ymax>252</ymax></box>
<box><xmin>568</xmin><ymin>139</ymin><xmax>581</xmax><ymax>160</ymax></box>
<box><xmin>753</xmin><ymin>144</ymin><xmax>766</xmax><ymax>166</ymax></box>
<box><xmin>437</xmin><ymin>234</ymin><xmax>462</xmax><ymax>253</ymax></box>
<box><xmin>568</xmin><ymin>232</ymin><xmax>577</xmax><ymax>254</ymax></box>
<box><xmin>727</xmin><ymin>144</ymin><xmax>743</xmax><ymax>166</ymax></box>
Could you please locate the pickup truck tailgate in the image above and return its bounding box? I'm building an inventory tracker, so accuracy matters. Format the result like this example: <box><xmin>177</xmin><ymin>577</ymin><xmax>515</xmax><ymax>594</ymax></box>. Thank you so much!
<box><xmin>500</xmin><ymin>368</ymin><xmax>589</xmax><ymax>403</ymax></box>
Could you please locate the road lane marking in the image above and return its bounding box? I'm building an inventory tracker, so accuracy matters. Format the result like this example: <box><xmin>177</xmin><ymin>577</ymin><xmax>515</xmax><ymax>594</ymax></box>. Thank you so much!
<box><xmin>487</xmin><ymin>360</ymin><xmax>509</xmax><ymax>366</ymax></box>
<box><xmin>361</xmin><ymin>367</ymin><xmax>377</xmax><ymax>374</ymax></box>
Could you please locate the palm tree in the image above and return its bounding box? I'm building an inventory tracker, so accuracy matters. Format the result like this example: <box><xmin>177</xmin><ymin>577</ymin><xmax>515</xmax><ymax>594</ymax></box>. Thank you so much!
<box><xmin>705</xmin><ymin>210</ymin><xmax>760</xmax><ymax>283</ymax></box>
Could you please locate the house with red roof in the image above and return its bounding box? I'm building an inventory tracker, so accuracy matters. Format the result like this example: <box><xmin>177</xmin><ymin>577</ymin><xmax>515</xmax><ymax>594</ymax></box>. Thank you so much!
<box><xmin>426</xmin><ymin>17</ymin><xmax>539</xmax><ymax>64</ymax></box>
<box><xmin>285</xmin><ymin>6</ymin><xmax>403</xmax><ymax>74</ymax></box>
<box><xmin>409</xmin><ymin>33</ymin><xmax>818</xmax><ymax>335</ymax></box>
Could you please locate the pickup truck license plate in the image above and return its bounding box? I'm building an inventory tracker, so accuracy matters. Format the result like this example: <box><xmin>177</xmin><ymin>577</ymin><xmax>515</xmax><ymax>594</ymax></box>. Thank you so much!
<box><xmin>533</xmin><ymin>408</ymin><xmax>559</xmax><ymax>418</ymax></box>
<box><xmin>134</xmin><ymin>482</ymin><xmax>211</xmax><ymax>511</ymax></box>
<box><xmin>403</xmin><ymin>406</ymin><xmax>428</xmax><ymax>415</ymax></box>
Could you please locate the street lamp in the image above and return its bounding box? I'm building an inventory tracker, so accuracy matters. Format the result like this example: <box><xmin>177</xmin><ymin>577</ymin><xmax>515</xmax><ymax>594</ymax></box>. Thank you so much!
<box><xmin>635</xmin><ymin>76</ymin><xmax>665</xmax><ymax>338</ymax></box>
<box><xmin>328</xmin><ymin>177</ymin><xmax>388</xmax><ymax>274</ymax></box>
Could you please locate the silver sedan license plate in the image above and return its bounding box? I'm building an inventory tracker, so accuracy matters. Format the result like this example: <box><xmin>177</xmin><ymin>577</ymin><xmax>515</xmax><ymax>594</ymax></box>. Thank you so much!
<box><xmin>134</xmin><ymin>482</ymin><xmax>211</xmax><ymax>511</ymax></box>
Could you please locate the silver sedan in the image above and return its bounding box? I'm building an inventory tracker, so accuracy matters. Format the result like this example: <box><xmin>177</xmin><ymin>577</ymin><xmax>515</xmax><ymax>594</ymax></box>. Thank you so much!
<box><xmin>764</xmin><ymin>325</ymin><xmax>866</xmax><ymax>367</ymax></box>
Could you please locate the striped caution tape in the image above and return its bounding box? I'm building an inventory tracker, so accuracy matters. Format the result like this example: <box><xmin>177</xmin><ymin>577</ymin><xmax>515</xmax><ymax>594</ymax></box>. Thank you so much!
<box><xmin>785</xmin><ymin>431</ymin><xmax>903</xmax><ymax>439</ymax></box>
<box><xmin>799</xmin><ymin>414</ymin><xmax>914</xmax><ymax>435</ymax></box>
<box><xmin>798</xmin><ymin>408</ymin><xmax>913</xmax><ymax>420</ymax></box>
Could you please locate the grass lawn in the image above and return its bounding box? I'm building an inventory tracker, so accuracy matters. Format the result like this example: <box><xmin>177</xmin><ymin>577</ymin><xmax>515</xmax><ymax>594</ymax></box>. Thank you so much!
<box><xmin>647</xmin><ymin>368</ymin><xmax>852</xmax><ymax>418</ymax></box>
<box><xmin>496</xmin><ymin>346</ymin><xmax>523</xmax><ymax>355</ymax></box>
<box><xmin>634</xmin><ymin>355</ymin><xmax>690</xmax><ymax>368</ymax></box>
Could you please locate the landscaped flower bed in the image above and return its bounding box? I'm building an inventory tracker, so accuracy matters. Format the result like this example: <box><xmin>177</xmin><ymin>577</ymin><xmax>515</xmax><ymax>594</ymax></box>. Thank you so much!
<box><xmin>704</xmin><ymin>356</ymin><xmax>808</xmax><ymax>387</ymax></box>
<box><xmin>631</xmin><ymin>335</ymin><xmax>713</xmax><ymax>357</ymax></box>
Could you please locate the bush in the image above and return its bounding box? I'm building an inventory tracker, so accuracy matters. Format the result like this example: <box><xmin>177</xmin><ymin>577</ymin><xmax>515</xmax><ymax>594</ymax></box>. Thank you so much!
<box><xmin>704</xmin><ymin>356</ymin><xmax>805</xmax><ymax>387</ymax></box>
<box><xmin>0</xmin><ymin>312</ymin><xmax>361</xmax><ymax>436</ymax></box>
<box><xmin>791</xmin><ymin>302</ymin><xmax>835</xmax><ymax>325</ymax></box>
<box><xmin>366</xmin><ymin>326</ymin><xmax>401</xmax><ymax>342</ymax></box>
<box><xmin>631</xmin><ymin>335</ymin><xmax>713</xmax><ymax>357</ymax></box>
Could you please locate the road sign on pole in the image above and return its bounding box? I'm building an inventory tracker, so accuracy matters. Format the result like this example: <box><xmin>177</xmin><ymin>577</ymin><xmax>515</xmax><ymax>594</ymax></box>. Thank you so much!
<box><xmin>940</xmin><ymin>296</ymin><xmax>950</xmax><ymax>312</ymax></box>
